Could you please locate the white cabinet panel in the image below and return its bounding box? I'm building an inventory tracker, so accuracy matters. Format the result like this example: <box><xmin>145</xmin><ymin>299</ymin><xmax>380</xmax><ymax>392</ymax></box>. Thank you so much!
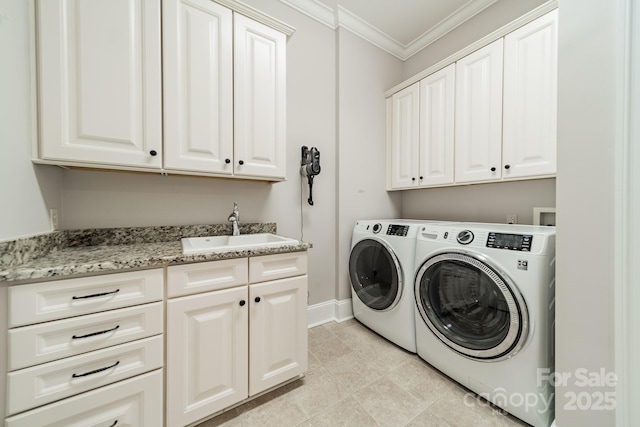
<box><xmin>163</xmin><ymin>0</ymin><xmax>234</xmax><ymax>174</ymax></box>
<box><xmin>455</xmin><ymin>39</ymin><xmax>504</xmax><ymax>183</ymax></box>
<box><xmin>419</xmin><ymin>64</ymin><xmax>455</xmax><ymax>186</ymax></box>
<box><xmin>389</xmin><ymin>82</ymin><xmax>420</xmax><ymax>189</ymax></box>
<box><xmin>7</xmin><ymin>336</ymin><xmax>163</xmax><ymax>415</ymax></box>
<box><xmin>8</xmin><ymin>269</ymin><xmax>164</xmax><ymax>327</ymax></box>
<box><xmin>166</xmin><ymin>286</ymin><xmax>249</xmax><ymax>427</ymax></box>
<box><xmin>249</xmin><ymin>252</ymin><xmax>307</xmax><ymax>284</ymax></box>
<box><xmin>234</xmin><ymin>13</ymin><xmax>287</xmax><ymax>179</ymax></box>
<box><xmin>249</xmin><ymin>275</ymin><xmax>307</xmax><ymax>395</ymax></box>
<box><xmin>167</xmin><ymin>258</ymin><xmax>248</xmax><ymax>298</ymax></box>
<box><xmin>5</xmin><ymin>370</ymin><xmax>162</xmax><ymax>427</ymax></box>
<box><xmin>503</xmin><ymin>10</ymin><xmax>558</xmax><ymax>179</ymax></box>
<box><xmin>36</xmin><ymin>0</ymin><xmax>162</xmax><ymax>168</ymax></box>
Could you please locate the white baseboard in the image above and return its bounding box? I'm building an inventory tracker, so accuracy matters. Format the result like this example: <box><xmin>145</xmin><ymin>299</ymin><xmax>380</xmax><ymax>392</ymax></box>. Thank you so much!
<box><xmin>307</xmin><ymin>299</ymin><xmax>353</xmax><ymax>328</ymax></box>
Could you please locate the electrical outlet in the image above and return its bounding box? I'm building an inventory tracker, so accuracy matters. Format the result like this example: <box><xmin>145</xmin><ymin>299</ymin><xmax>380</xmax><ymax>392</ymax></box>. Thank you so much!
<box><xmin>49</xmin><ymin>209</ymin><xmax>59</xmax><ymax>231</ymax></box>
<box><xmin>506</xmin><ymin>213</ymin><xmax>518</xmax><ymax>224</ymax></box>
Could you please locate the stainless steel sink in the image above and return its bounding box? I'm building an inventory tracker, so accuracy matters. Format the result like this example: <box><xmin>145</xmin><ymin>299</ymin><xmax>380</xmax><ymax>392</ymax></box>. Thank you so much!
<box><xmin>181</xmin><ymin>233</ymin><xmax>298</xmax><ymax>255</ymax></box>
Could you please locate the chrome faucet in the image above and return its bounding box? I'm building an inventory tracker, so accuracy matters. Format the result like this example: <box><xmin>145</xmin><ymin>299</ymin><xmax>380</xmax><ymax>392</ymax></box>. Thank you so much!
<box><xmin>228</xmin><ymin>201</ymin><xmax>240</xmax><ymax>236</ymax></box>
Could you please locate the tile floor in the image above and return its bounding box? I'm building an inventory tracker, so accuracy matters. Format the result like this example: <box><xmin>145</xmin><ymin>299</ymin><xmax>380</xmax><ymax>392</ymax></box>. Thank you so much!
<box><xmin>196</xmin><ymin>319</ymin><xmax>530</xmax><ymax>427</ymax></box>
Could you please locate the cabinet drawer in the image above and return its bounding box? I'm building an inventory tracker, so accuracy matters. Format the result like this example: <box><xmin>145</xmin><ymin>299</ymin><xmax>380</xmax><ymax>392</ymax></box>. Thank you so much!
<box><xmin>7</xmin><ymin>335</ymin><xmax>163</xmax><ymax>415</ymax></box>
<box><xmin>5</xmin><ymin>369</ymin><xmax>163</xmax><ymax>427</ymax></box>
<box><xmin>249</xmin><ymin>252</ymin><xmax>307</xmax><ymax>284</ymax></box>
<box><xmin>9</xmin><ymin>302</ymin><xmax>163</xmax><ymax>370</ymax></box>
<box><xmin>9</xmin><ymin>269</ymin><xmax>164</xmax><ymax>327</ymax></box>
<box><xmin>167</xmin><ymin>258</ymin><xmax>248</xmax><ymax>298</ymax></box>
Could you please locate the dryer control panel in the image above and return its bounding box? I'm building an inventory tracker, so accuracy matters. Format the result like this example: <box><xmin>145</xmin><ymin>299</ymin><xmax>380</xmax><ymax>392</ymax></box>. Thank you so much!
<box><xmin>386</xmin><ymin>224</ymin><xmax>409</xmax><ymax>236</ymax></box>
<box><xmin>486</xmin><ymin>232</ymin><xmax>533</xmax><ymax>251</ymax></box>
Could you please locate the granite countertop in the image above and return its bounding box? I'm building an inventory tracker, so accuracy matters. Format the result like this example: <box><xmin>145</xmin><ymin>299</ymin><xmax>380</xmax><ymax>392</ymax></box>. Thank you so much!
<box><xmin>0</xmin><ymin>223</ymin><xmax>311</xmax><ymax>284</ymax></box>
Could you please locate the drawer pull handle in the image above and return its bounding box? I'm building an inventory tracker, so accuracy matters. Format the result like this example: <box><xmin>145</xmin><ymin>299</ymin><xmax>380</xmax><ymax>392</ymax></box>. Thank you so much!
<box><xmin>72</xmin><ymin>325</ymin><xmax>120</xmax><ymax>340</ymax></box>
<box><xmin>72</xmin><ymin>289</ymin><xmax>120</xmax><ymax>300</ymax></box>
<box><xmin>109</xmin><ymin>421</ymin><xmax>118</xmax><ymax>427</ymax></box>
<box><xmin>72</xmin><ymin>360</ymin><xmax>120</xmax><ymax>378</ymax></box>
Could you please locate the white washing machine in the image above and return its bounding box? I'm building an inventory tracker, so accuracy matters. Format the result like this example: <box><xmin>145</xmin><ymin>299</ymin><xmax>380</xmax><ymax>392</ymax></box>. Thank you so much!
<box><xmin>414</xmin><ymin>222</ymin><xmax>556</xmax><ymax>427</ymax></box>
<box><xmin>349</xmin><ymin>219</ymin><xmax>434</xmax><ymax>353</ymax></box>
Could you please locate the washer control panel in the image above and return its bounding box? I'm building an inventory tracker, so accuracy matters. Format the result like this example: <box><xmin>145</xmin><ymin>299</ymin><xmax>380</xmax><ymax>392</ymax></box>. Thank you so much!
<box><xmin>486</xmin><ymin>232</ymin><xmax>533</xmax><ymax>251</ymax></box>
<box><xmin>386</xmin><ymin>224</ymin><xmax>409</xmax><ymax>236</ymax></box>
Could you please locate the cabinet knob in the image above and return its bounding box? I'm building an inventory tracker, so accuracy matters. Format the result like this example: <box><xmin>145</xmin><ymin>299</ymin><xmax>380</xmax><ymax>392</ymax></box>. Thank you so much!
<box><xmin>149</xmin><ymin>150</ymin><xmax>157</xmax><ymax>156</ymax></box>
<box><xmin>239</xmin><ymin>300</ymin><xmax>246</xmax><ymax>306</ymax></box>
<box><xmin>411</xmin><ymin>177</ymin><xmax>416</xmax><ymax>182</ymax></box>
<box><xmin>225</xmin><ymin>158</ymin><xmax>231</xmax><ymax>164</ymax></box>
<box><xmin>504</xmin><ymin>164</ymin><xmax>511</xmax><ymax>170</ymax></box>
<box><xmin>255</xmin><ymin>297</ymin><xmax>261</xmax><ymax>303</ymax></box>
<box><xmin>239</xmin><ymin>160</ymin><xmax>244</xmax><ymax>165</ymax></box>
<box><xmin>491</xmin><ymin>167</ymin><xmax>496</xmax><ymax>172</ymax></box>
<box><xmin>419</xmin><ymin>176</ymin><xmax>423</xmax><ymax>180</ymax></box>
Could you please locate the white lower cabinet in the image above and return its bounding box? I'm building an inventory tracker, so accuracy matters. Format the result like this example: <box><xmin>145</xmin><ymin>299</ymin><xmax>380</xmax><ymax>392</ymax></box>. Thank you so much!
<box><xmin>249</xmin><ymin>276</ymin><xmax>308</xmax><ymax>396</ymax></box>
<box><xmin>4</xmin><ymin>269</ymin><xmax>164</xmax><ymax>425</ymax></box>
<box><xmin>166</xmin><ymin>253</ymin><xmax>308</xmax><ymax>427</ymax></box>
<box><xmin>5</xmin><ymin>369</ymin><xmax>163</xmax><ymax>427</ymax></box>
<box><xmin>166</xmin><ymin>286</ymin><xmax>249</xmax><ymax>427</ymax></box>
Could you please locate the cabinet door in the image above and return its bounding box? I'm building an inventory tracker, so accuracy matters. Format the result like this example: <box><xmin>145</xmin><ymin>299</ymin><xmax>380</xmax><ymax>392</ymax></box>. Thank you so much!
<box><xmin>249</xmin><ymin>276</ymin><xmax>307</xmax><ymax>396</ymax></box>
<box><xmin>234</xmin><ymin>13</ymin><xmax>287</xmax><ymax>179</ymax></box>
<box><xmin>36</xmin><ymin>0</ymin><xmax>162</xmax><ymax>168</ymax></box>
<box><xmin>166</xmin><ymin>287</ymin><xmax>249</xmax><ymax>427</ymax></box>
<box><xmin>454</xmin><ymin>39</ymin><xmax>504</xmax><ymax>183</ymax></box>
<box><xmin>388</xmin><ymin>82</ymin><xmax>420</xmax><ymax>189</ymax></box>
<box><xmin>163</xmin><ymin>0</ymin><xmax>234</xmax><ymax>174</ymax></box>
<box><xmin>503</xmin><ymin>10</ymin><xmax>558</xmax><ymax>179</ymax></box>
<box><xmin>419</xmin><ymin>64</ymin><xmax>455</xmax><ymax>186</ymax></box>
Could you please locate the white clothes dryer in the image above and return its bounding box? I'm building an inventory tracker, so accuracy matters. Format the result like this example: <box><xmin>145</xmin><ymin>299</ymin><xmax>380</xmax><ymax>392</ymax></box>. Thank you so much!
<box><xmin>414</xmin><ymin>223</ymin><xmax>556</xmax><ymax>427</ymax></box>
<box><xmin>349</xmin><ymin>219</ymin><xmax>435</xmax><ymax>352</ymax></box>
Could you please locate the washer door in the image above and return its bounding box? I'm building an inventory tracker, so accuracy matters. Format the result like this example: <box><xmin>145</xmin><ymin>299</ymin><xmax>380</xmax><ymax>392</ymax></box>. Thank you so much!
<box><xmin>414</xmin><ymin>252</ymin><xmax>528</xmax><ymax>360</ymax></box>
<box><xmin>349</xmin><ymin>239</ymin><xmax>403</xmax><ymax>311</ymax></box>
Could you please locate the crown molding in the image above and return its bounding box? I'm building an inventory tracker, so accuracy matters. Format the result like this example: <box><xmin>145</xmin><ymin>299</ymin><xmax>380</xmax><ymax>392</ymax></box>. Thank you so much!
<box><xmin>403</xmin><ymin>0</ymin><xmax>499</xmax><ymax>59</ymax></box>
<box><xmin>337</xmin><ymin>6</ymin><xmax>406</xmax><ymax>59</ymax></box>
<box><xmin>277</xmin><ymin>0</ymin><xmax>511</xmax><ymax>60</ymax></box>
<box><xmin>278</xmin><ymin>0</ymin><xmax>336</xmax><ymax>29</ymax></box>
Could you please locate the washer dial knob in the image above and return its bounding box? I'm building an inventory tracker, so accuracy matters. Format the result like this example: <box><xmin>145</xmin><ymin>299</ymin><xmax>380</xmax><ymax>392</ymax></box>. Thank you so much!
<box><xmin>372</xmin><ymin>223</ymin><xmax>382</xmax><ymax>234</ymax></box>
<box><xmin>457</xmin><ymin>230</ymin><xmax>474</xmax><ymax>245</ymax></box>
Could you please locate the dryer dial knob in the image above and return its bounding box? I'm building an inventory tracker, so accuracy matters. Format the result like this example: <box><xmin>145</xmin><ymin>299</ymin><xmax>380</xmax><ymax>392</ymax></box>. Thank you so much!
<box><xmin>457</xmin><ymin>230</ymin><xmax>474</xmax><ymax>245</ymax></box>
<box><xmin>372</xmin><ymin>223</ymin><xmax>382</xmax><ymax>234</ymax></box>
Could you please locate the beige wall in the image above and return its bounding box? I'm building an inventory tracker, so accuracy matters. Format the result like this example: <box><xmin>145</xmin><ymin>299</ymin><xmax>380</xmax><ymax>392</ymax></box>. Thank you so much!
<box><xmin>555</xmin><ymin>0</ymin><xmax>625</xmax><ymax>425</ymax></box>
<box><xmin>401</xmin><ymin>179</ymin><xmax>556</xmax><ymax>224</ymax></box>
<box><xmin>0</xmin><ymin>0</ymin><xmax>63</xmax><ymax>241</ymax></box>
<box><xmin>337</xmin><ymin>28</ymin><xmax>403</xmax><ymax>301</ymax></box>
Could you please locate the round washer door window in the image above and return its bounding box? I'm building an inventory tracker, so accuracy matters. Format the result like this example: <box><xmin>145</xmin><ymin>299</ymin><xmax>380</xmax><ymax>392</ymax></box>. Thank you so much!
<box><xmin>349</xmin><ymin>239</ymin><xmax>403</xmax><ymax>311</ymax></box>
<box><xmin>414</xmin><ymin>252</ymin><xmax>528</xmax><ymax>360</ymax></box>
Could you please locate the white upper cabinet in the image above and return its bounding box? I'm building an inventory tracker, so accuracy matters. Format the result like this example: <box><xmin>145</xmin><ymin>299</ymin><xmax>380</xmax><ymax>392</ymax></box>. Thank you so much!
<box><xmin>454</xmin><ymin>39</ymin><xmax>504</xmax><ymax>184</ymax></box>
<box><xmin>388</xmin><ymin>83</ymin><xmax>420</xmax><ymax>189</ymax></box>
<box><xmin>419</xmin><ymin>64</ymin><xmax>455</xmax><ymax>187</ymax></box>
<box><xmin>35</xmin><ymin>1</ymin><xmax>290</xmax><ymax>181</ymax></box>
<box><xmin>234</xmin><ymin>14</ymin><xmax>287</xmax><ymax>179</ymax></box>
<box><xmin>386</xmin><ymin>8</ymin><xmax>558</xmax><ymax>190</ymax></box>
<box><xmin>36</xmin><ymin>0</ymin><xmax>162</xmax><ymax>168</ymax></box>
<box><xmin>387</xmin><ymin>65</ymin><xmax>455</xmax><ymax>190</ymax></box>
<box><xmin>503</xmin><ymin>9</ymin><xmax>558</xmax><ymax>179</ymax></box>
<box><xmin>163</xmin><ymin>0</ymin><xmax>234</xmax><ymax>175</ymax></box>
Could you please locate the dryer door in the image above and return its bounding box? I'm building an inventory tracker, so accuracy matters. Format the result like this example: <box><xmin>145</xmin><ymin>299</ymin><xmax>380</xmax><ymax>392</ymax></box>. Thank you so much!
<box><xmin>414</xmin><ymin>252</ymin><xmax>528</xmax><ymax>360</ymax></box>
<box><xmin>349</xmin><ymin>239</ymin><xmax>403</xmax><ymax>311</ymax></box>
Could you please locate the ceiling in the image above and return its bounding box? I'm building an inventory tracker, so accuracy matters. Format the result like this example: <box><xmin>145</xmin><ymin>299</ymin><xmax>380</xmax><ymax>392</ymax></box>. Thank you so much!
<box><xmin>279</xmin><ymin>0</ymin><xmax>500</xmax><ymax>60</ymax></box>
